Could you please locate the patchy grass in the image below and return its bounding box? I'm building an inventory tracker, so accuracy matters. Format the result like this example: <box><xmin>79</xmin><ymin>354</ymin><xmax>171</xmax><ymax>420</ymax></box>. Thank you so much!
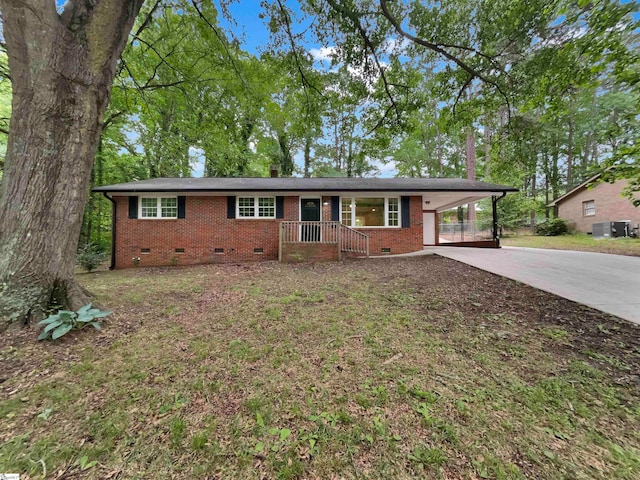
<box><xmin>502</xmin><ymin>233</ymin><xmax>640</xmax><ymax>257</ymax></box>
<box><xmin>1</xmin><ymin>258</ymin><xmax>639</xmax><ymax>479</ymax></box>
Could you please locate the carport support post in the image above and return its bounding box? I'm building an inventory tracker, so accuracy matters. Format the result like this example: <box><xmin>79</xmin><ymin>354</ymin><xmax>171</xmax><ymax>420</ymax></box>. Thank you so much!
<box><xmin>492</xmin><ymin>195</ymin><xmax>499</xmax><ymax>247</ymax></box>
<box><xmin>492</xmin><ymin>193</ymin><xmax>507</xmax><ymax>247</ymax></box>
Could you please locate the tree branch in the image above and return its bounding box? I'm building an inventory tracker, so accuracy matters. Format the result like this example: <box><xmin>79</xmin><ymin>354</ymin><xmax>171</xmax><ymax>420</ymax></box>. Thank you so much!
<box><xmin>379</xmin><ymin>0</ymin><xmax>511</xmax><ymax>117</ymax></box>
<box><xmin>190</xmin><ymin>0</ymin><xmax>250</xmax><ymax>92</ymax></box>
<box><xmin>131</xmin><ymin>0</ymin><xmax>163</xmax><ymax>41</ymax></box>
<box><xmin>453</xmin><ymin>75</ymin><xmax>474</xmax><ymax>116</ymax></box>
<box><xmin>274</xmin><ymin>0</ymin><xmax>325</xmax><ymax>103</ymax></box>
<box><xmin>324</xmin><ymin>0</ymin><xmax>400</xmax><ymax>124</ymax></box>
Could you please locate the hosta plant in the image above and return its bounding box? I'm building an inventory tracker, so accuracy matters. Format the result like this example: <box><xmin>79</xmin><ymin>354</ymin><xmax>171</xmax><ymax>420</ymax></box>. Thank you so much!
<box><xmin>37</xmin><ymin>304</ymin><xmax>111</xmax><ymax>341</ymax></box>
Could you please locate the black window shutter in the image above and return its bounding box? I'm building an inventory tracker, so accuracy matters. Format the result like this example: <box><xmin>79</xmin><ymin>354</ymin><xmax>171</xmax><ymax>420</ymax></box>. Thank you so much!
<box><xmin>128</xmin><ymin>196</ymin><xmax>138</xmax><ymax>219</ymax></box>
<box><xmin>227</xmin><ymin>196</ymin><xmax>236</xmax><ymax>219</ymax></box>
<box><xmin>331</xmin><ymin>196</ymin><xmax>340</xmax><ymax>221</ymax></box>
<box><xmin>276</xmin><ymin>196</ymin><xmax>285</xmax><ymax>218</ymax></box>
<box><xmin>401</xmin><ymin>196</ymin><xmax>410</xmax><ymax>228</ymax></box>
<box><xmin>177</xmin><ymin>196</ymin><xmax>186</xmax><ymax>218</ymax></box>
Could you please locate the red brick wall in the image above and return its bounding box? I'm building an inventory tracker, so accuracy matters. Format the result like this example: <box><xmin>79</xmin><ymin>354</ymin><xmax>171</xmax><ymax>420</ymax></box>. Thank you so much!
<box><xmin>114</xmin><ymin>195</ymin><xmax>298</xmax><ymax>268</ymax></box>
<box><xmin>357</xmin><ymin>196</ymin><xmax>424</xmax><ymax>255</ymax></box>
<box><xmin>557</xmin><ymin>180</ymin><xmax>639</xmax><ymax>233</ymax></box>
<box><xmin>112</xmin><ymin>194</ymin><xmax>425</xmax><ymax>268</ymax></box>
<box><xmin>281</xmin><ymin>243</ymin><xmax>339</xmax><ymax>263</ymax></box>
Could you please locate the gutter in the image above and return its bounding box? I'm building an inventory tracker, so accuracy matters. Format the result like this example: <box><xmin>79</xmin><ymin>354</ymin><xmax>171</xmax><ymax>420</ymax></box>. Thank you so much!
<box><xmin>92</xmin><ymin>187</ymin><xmax>519</xmax><ymax>194</ymax></box>
<box><xmin>103</xmin><ymin>192</ymin><xmax>116</xmax><ymax>270</ymax></box>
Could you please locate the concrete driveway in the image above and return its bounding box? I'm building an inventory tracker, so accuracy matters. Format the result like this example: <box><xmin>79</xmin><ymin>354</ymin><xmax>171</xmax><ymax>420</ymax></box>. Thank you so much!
<box><xmin>427</xmin><ymin>246</ymin><xmax>640</xmax><ymax>325</ymax></box>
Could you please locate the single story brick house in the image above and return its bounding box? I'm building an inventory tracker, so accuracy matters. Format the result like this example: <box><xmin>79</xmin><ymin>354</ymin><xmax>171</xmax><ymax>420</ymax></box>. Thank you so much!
<box><xmin>548</xmin><ymin>174</ymin><xmax>639</xmax><ymax>234</ymax></box>
<box><xmin>93</xmin><ymin>177</ymin><xmax>517</xmax><ymax>268</ymax></box>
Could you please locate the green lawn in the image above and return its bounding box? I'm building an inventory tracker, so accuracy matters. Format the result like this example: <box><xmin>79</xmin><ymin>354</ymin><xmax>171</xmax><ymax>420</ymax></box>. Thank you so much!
<box><xmin>502</xmin><ymin>233</ymin><xmax>640</xmax><ymax>257</ymax></box>
<box><xmin>1</xmin><ymin>258</ymin><xmax>639</xmax><ymax>479</ymax></box>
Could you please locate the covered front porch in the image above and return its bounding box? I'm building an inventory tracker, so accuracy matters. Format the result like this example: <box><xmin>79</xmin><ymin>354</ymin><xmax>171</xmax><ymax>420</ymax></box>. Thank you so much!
<box><xmin>278</xmin><ymin>191</ymin><xmax>507</xmax><ymax>262</ymax></box>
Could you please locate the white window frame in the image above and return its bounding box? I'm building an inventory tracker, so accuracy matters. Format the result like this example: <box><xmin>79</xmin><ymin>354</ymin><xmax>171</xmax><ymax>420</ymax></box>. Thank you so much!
<box><xmin>583</xmin><ymin>200</ymin><xmax>595</xmax><ymax>217</ymax></box>
<box><xmin>237</xmin><ymin>196</ymin><xmax>276</xmax><ymax>219</ymax></box>
<box><xmin>139</xmin><ymin>196</ymin><xmax>178</xmax><ymax>219</ymax></box>
<box><xmin>340</xmin><ymin>197</ymin><xmax>401</xmax><ymax>228</ymax></box>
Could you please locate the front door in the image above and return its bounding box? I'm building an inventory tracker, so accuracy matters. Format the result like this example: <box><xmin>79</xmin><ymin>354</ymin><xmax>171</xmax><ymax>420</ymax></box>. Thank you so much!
<box><xmin>300</xmin><ymin>198</ymin><xmax>321</xmax><ymax>242</ymax></box>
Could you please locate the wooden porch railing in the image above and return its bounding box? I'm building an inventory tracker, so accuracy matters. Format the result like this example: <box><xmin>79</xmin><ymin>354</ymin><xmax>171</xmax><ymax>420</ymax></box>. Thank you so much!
<box><xmin>279</xmin><ymin>221</ymin><xmax>369</xmax><ymax>260</ymax></box>
<box><xmin>339</xmin><ymin>224</ymin><xmax>369</xmax><ymax>257</ymax></box>
<box><xmin>280</xmin><ymin>221</ymin><xmax>339</xmax><ymax>244</ymax></box>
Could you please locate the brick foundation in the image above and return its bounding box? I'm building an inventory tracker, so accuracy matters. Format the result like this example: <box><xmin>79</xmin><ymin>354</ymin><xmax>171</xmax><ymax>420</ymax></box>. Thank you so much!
<box><xmin>280</xmin><ymin>243</ymin><xmax>339</xmax><ymax>263</ymax></box>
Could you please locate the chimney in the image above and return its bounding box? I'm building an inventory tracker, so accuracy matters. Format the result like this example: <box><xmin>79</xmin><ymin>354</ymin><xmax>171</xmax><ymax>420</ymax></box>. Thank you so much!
<box><xmin>270</xmin><ymin>165</ymin><xmax>279</xmax><ymax>178</ymax></box>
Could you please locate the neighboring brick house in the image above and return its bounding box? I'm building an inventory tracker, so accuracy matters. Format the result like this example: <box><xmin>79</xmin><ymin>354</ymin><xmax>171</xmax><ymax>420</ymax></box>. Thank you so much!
<box><xmin>549</xmin><ymin>175</ymin><xmax>640</xmax><ymax>234</ymax></box>
<box><xmin>93</xmin><ymin>177</ymin><xmax>517</xmax><ymax>268</ymax></box>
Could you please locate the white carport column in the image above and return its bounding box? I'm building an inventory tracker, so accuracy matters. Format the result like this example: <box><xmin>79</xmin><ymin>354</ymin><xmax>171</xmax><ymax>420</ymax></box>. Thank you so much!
<box><xmin>423</xmin><ymin>212</ymin><xmax>436</xmax><ymax>245</ymax></box>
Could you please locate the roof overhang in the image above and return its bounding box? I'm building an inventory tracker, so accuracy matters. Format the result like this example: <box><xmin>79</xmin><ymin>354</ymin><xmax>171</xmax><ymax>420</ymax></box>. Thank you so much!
<box><xmin>547</xmin><ymin>171</ymin><xmax>604</xmax><ymax>207</ymax></box>
<box><xmin>93</xmin><ymin>177</ymin><xmax>519</xmax><ymax>196</ymax></box>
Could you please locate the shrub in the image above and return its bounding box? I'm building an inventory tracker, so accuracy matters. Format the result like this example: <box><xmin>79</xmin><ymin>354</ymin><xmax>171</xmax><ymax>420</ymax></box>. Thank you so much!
<box><xmin>77</xmin><ymin>244</ymin><xmax>106</xmax><ymax>272</ymax></box>
<box><xmin>535</xmin><ymin>218</ymin><xmax>569</xmax><ymax>236</ymax></box>
<box><xmin>37</xmin><ymin>304</ymin><xmax>111</xmax><ymax>341</ymax></box>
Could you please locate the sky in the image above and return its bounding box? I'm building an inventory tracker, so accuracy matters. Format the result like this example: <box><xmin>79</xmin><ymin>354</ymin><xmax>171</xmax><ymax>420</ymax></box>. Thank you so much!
<box><xmin>219</xmin><ymin>0</ymin><xmax>272</xmax><ymax>55</ymax></box>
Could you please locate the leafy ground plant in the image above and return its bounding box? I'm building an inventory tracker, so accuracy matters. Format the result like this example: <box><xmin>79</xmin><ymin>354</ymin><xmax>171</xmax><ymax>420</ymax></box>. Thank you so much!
<box><xmin>77</xmin><ymin>243</ymin><xmax>106</xmax><ymax>272</ymax></box>
<box><xmin>37</xmin><ymin>304</ymin><xmax>110</xmax><ymax>341</ymax></box>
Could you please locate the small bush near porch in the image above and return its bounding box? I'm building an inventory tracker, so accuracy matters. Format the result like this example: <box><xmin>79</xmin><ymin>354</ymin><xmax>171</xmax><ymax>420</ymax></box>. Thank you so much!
<box><xmin>1</xmin><ymin>258</ymin><xmax>638</xmax><ymax>479</ymax></box>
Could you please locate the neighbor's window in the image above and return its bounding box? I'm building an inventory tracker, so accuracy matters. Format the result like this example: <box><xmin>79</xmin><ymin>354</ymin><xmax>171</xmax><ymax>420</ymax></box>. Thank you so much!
<box><xmin>583</xmin><ymin>200</ymin><xmax>595</xmax><ymax>216</ymax></box>
<box><xmin>238</xmin><ymin>197</ymin><xmax>275</xmax><ymax>218</ymax></box>
<box><xmin>140</xmin><ymin>197</ymin><xmax>177</xmax><ymax>219</ymax></box>
<box><xmin>340</xmin><ymin>197</ymin><xmax>400</xmax><ymax>227</ymax></box>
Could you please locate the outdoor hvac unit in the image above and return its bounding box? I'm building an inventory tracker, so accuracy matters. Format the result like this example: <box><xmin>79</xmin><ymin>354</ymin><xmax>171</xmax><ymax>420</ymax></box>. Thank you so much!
<box><xmin>592</xmin><ymin>221</ymin><xmax>629</xmax><ymax>238</ymax></box>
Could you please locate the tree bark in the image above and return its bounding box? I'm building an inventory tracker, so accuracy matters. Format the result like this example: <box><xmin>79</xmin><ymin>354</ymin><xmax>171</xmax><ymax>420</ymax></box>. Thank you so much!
<box><xmin>434</xmin><ymin>105</ymin><xmax>443</xmax><ymax>176</ymax></box>
<box><xmin>484</xmin><ymin>118</ymin><xmax>491</xmax><ymax>179</ymax></box>
<box><xmin>303</xmin><ymin>133</ymin><xmax>311</xmax><ymax>177</ymax></box>
<box><xmin>566</xmin><ymin>113</ymin><xmax>574</xmax><ymax>188</ymax></box>
<box><xmin>465</xmin><ymin>127</ymin><xmax>476</xmax><ymax>222</ymax></box>
<box><xmin>0</xmin><ymin>1</ymin><xmax>144</xmax><ymax>329</ymax></box>
<box><xmin>530</xmin><ymin>173</ymin><xmax>537</xmax><ymax>234</ymax></box>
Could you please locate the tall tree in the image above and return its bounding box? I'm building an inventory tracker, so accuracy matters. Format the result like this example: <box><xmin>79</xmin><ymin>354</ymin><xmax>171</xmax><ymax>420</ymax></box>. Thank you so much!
<box><xmin>0</xmin><ymin>1</ymin><xmax>144</xmax><ymax>329</ymax></box>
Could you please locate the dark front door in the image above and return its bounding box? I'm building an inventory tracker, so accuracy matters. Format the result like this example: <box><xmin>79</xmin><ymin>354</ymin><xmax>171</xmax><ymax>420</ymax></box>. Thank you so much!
<box><xmin>300</xmin><ymin>198</ymin><xmax>321</xmax><ymax>242</ymax></box>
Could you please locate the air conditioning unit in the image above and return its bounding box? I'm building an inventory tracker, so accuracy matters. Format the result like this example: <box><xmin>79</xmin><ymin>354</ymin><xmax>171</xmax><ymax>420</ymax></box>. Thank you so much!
<box><xmin>592</xmin><ymin>221</ymin><xmax>630</xmax><ymax>238</ymax></box>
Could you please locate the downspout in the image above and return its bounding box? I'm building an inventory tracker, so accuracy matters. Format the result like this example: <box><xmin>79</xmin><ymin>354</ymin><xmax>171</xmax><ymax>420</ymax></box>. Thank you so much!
<box><xmin>492</xmin><ymin>192</ymin><xmax>507</xmax><ymax>248</ymax></box>
<box><xmin>103</xmin><ymin>192</ymin><xmax>116</xmax><ymax>270</ymax></box>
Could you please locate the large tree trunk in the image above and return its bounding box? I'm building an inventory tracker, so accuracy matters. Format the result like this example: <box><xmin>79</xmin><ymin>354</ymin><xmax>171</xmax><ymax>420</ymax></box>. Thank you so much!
<box><xmin>465</xmin><ymin>127</ymin><xmax>476</xmax><ymax>222</ymax></box>
<box><xmin>0</xmin><ymin>1</ymin><xmax>144</xmax><ymax>330</ymax></box>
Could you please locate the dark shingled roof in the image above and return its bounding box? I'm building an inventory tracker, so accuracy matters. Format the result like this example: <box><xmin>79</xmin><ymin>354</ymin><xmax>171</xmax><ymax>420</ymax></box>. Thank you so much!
<box><xmin>93</xmin><ymin>177</ymin><xmax>518</xmax><ymax>193</ymax></box>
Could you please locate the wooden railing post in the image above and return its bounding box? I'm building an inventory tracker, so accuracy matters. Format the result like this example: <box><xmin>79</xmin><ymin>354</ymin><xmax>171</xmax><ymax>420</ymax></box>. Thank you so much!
<box><xmin>279</xmin><ymin>222</ymin><xmax>284</xmax><ymax>262</ymax></box>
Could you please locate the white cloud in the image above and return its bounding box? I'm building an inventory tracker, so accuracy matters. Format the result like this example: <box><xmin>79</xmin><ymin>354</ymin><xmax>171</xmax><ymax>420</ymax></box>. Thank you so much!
<box><xmin>309</xmin><ymin>46</ymin><xmax>337</xmax><ymax>62</ymax></box>
<box><xmin>369</xmin><ymin>159</ymin><xmax>398</xmax><ymax>178</ymax></box>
